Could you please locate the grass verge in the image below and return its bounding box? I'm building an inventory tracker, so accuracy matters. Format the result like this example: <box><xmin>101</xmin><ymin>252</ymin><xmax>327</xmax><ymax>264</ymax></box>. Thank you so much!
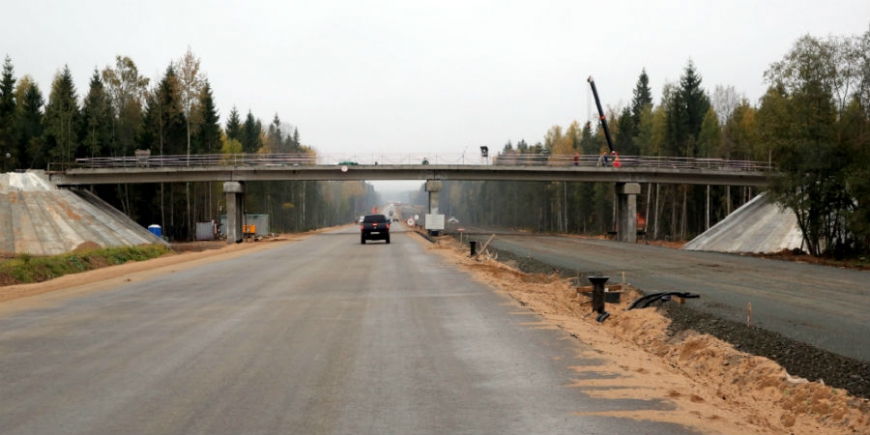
<box><xmin>0</xmin><ymin>244</ymin><xmax>174</xmax><ymax>287</ymax></box>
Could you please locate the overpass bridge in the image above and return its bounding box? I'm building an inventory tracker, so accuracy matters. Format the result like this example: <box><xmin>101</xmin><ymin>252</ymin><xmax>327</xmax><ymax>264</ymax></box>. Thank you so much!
<box><xmin>48</xmin><ymin>153</ymin><xmax>774</xmax><ymax>243</ymax></box>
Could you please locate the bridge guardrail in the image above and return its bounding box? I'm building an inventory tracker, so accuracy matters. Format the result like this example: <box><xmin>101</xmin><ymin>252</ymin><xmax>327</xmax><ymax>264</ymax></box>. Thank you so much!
<box><xmin>66</xmin><ymin>153</ymin><xmax>774</xmax><ymax>172</ymax></box>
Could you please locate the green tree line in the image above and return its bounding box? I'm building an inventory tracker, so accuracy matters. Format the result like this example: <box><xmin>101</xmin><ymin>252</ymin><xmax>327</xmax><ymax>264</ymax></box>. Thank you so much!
<box><xmin>437</xmin><ymin>27</ymin><xmax>870</xmax><ymax>258</ymax></box>
<box><xmin>0</xmin><ymin>49</ymin><xmax>379</xmax><ymax>240</ymax></box>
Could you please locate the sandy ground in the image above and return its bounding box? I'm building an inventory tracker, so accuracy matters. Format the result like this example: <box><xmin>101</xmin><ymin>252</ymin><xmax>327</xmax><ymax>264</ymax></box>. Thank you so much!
<box><xmin>3</xmin><ymin>230</ymin><xmax>869</xmax><ymax>434</ymax></box>
<box><xmin>421</xmin><ymin>236</ymin><xmax>870</xmax><ymax>435</ymax></box>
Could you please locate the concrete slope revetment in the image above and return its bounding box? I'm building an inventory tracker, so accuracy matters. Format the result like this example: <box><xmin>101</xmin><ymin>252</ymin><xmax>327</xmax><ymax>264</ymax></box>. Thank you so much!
<box><xmin>1</xmin><ymin>171</ymin><xmax>164</xmax><ymax>256</ymax></box>
<box><xmin>683</xmin><ymin>192</ymin><xmax>804</xmax><ymax>254</ymax></box>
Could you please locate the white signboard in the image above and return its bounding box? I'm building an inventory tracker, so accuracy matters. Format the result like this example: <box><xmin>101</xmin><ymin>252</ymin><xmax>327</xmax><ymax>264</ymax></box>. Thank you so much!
<box><xmin>425</xmin><ymin>214</ymin><xmax>445</xmax><ymax>230</ymax></box>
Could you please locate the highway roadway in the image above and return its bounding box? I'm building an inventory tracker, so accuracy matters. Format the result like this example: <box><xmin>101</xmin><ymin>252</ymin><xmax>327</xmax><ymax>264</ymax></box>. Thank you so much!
<box><xmin>0</xmin><ymin>227</ymin><xmax>697</xmax><ymax>435</ymax></box>
<box><xmin>483</xmin><ymin>235</ymin><xmax>870</xmax><ymax>362</ymax></box>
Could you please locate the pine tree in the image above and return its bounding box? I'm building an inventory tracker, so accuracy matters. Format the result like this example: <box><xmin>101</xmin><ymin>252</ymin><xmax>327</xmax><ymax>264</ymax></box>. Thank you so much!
<box><xmin>0</xmin><ymin>56</ymin><xmax>16</xmax><ymax>170</ymax></box>
<box><xmin>241</xmin><ymin>110</ymin><xmax>261</xmax><ymax>153</ymax></box>
<box><xmin>43</xmin><ymin>65</ymin><xmax>80</xmax><ymax>167</ymax></box>
<box><xmin>664</xmin><ymin>61</ymin><xmax>711</xmax><ymax>158</ymax></box>
<box><xmin>197</xmin><ymin>80</ymin><xmax>221</xmax><ymax>154</ymax></box>
<box><xmin>631</xmin><ymin>68</ymin><xmax>653</xmax><ymax>127</ymax></box>
<box><xmin>266</xmin><ymin>114</ymin><xmax>283</xmax><ymax>153</ymax></box>
<box><xmin>0</xmin><ymin>56</ymin><xmax>14</xmax><ymax>116</ymax></box>
<box><xmin>517</xmin><ymin>139</ymin><xmax>528</xmax><ymax>153</ymax></box>
<box><xmin>225</xmin><ymin>106</ymin><xmax>241</xmax><ymax>141</ymax></box>
<box><xmin>146</xmin><ymin>65</ymin><xmax>185</xmax><ymax>156</ymax></box>
<box><xmin>14</xmin><ymin>78</ymin><xmax>44</xmax><ymax>168</ymax></box>
<box><xmin>81</xmin><ymin>70</ymin><xmax>113</xmax><ymax>158</ymax></box>
<box><xmin>292</xmin><ymin>127</ymin><xmax>300</xmax><ymax>150</ymax></box>
<box><xmin>615</xmin><ymin>107</ymin><xmax>637</xmax><ymax>155</ymax></box>
<box><xmin>680</xmin><ymin>60</ymin><xmax>711</xmax><ymax>157</ymax></box>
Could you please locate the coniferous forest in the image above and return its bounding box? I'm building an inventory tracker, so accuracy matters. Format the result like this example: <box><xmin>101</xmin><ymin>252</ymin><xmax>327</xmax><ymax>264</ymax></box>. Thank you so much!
<box><xmin>0</xmin><ymin>49</ymin><xmax>381</xmax><ymax>240</ymax></box>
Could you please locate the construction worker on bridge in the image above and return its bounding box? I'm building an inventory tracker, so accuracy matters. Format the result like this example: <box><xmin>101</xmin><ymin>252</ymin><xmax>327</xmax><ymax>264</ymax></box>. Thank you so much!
<box><xmin>598</xmin><ymin>151</ymin><xmax>609</xmax><ymax>167</ymax></box>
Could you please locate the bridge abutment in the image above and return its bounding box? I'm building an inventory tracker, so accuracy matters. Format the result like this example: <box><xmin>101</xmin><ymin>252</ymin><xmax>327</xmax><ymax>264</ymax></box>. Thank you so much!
<box><xmin>616</xmin><ymin>182</ymin><xmax>640</xmax><ymax>243</ymax></box>
<box><xmin>224</xmin><ymin>181</ymin><xmax>245</xmax><ymax>243</ymax></box>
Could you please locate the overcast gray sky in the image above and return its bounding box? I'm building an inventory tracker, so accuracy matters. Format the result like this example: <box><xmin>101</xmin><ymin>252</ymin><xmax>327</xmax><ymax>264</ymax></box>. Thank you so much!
<box><xmin>3</xmin><ymin>0</ymin><xmax>869</xmax><ymax>187</ymax></box>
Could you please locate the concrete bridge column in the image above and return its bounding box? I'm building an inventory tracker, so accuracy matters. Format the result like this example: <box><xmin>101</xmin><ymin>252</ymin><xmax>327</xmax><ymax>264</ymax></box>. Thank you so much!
<box><xmin>616</xmin><ymin>182</ymin><xmax>641</xmax><ymax>243</ymax></box>
<box><xmin>224</xmin><ymin>181</ymin><xmax>245</xmax><ymax>243</ymax></box>
<box><xmin>426</xmin><ymin>180</ymin><xmax>442</xmax><ymax>214</ymax></box>
<box><xmin>425</xmin><ymin>180</ymin><xmax>443</xmax><ymax>235</ymax></box>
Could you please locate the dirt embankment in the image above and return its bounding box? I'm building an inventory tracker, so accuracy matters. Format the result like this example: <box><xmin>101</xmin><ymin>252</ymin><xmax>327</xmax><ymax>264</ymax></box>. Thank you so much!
<box><xmin>424</xmin><ymin>236</ymin><xmax>870</xmax><ymax>435</ymax></box>
<box><xmin>469</xmin><ymin>239</ymin><xmax>870</xmax><ymax>401</ymax></box>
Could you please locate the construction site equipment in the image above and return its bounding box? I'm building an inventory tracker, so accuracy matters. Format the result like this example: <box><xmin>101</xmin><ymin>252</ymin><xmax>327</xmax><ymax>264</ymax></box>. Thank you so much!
<box><xmin>587</xmin><ymin>76</ymin><xmax>615</xmax><ymax>154</ymax></box>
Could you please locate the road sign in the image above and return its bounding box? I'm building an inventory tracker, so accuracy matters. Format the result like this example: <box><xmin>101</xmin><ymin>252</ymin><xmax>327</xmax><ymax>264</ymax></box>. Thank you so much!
<box><xmin>425</xmin><ymin>214</ymin><xmax>445</xmax><ymax>230</ymax></box>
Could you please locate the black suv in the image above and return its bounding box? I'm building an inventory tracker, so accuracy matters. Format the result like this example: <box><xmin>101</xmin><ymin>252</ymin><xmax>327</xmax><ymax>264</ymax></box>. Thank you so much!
<box><xmin>360</xmin><ymin>214</ymin><xmax>390</xmax><ymax>244</ymax></box>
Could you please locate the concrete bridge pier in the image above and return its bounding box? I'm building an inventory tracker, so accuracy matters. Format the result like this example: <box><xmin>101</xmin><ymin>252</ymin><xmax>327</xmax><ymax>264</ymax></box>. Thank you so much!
<box><xmin>224</xmin><ymin>181</ymin><xmax>245</xmax><ymax>243</ymax></box>
<box><xmin>425</xmin><ymin>180</ymin><xmax>443</xmax><ymax>235</ymax></box>
<box><xmin>616</xmin><ymin>182</ymin><xmax>640</xmax><ymax>243</ymax></box>
<box><xmin>426</xmin><ymin>180</ymin><xmax>442</xmax><ymax>214</ymax></box>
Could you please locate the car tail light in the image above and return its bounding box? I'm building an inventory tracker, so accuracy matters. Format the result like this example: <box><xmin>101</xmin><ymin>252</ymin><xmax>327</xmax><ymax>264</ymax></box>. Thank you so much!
<box><xmin>386</xmin><ymin>223</ymin><xmax>390</xmax><ymax>229</ymax></box>
<box><xmin>360</xmin><ymin>225</ymin><xmax>364</xmax><ymax>230</ymax></box>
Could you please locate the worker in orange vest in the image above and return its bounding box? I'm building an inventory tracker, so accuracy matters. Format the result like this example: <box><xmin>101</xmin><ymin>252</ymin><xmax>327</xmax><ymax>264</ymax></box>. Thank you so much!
<box><xmin>612</xmin><ymin>151</ymin><xmax>621</xmax><ymax>168</ymax></box>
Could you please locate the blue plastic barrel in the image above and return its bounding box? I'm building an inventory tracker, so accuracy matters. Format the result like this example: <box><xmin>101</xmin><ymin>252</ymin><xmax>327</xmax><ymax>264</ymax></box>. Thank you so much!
<box><xmin>148</xmin><ymin>224</ymin><xmax>162</xmax><ymax>238</ymax></box>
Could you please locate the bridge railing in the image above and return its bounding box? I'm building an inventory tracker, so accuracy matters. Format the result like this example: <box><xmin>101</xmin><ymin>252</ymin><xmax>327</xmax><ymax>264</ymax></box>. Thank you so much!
<box><xmin>492</xmin><ymin>154</ymin><xmax>773</xmax><ymax>171</ymax></box>
<box><xmin>70</xmin><ymin>153</ymin><xmax>774</xmax><ymax>172</ymax></box>
<box><xmin>73</xmin><ymin>153</ymin><xmax>318</xmax><ymax>169</ymax></box>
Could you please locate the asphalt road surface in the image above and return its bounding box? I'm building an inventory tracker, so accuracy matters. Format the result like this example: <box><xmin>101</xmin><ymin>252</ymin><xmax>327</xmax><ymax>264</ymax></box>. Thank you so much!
<box><xmin>0</xmin><ymin>227</ymin><xmax>698</xmax><ymax>435</ymax></box>
<box><xmin>483</xmin><ymin>235</ymin><xmax>870</xmax><ymax>362</ymax></box>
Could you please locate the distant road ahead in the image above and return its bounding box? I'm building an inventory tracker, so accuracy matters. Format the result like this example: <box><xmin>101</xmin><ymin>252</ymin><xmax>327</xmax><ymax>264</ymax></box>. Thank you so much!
<box><xmin>484</xmin><ymin>235</ymin><xmax>870</xmax><ymax>362</ymax></box>
<box><xmin>0</xmin><ymin>227</ymin><xmax>697</xmax><ymax>435</ymax></box>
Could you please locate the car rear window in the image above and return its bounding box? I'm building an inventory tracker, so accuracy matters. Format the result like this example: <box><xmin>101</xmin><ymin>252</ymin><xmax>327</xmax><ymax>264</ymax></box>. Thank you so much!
<box><xmin>363</xmin><ymin>215</ymin><xmax>387</xmax><ymax>223</ymax></box>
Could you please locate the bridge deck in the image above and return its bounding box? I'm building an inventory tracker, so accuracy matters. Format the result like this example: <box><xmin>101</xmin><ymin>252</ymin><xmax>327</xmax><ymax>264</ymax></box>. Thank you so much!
<box><xmin>48</xmin><ymin>153</ymin><xmax>773</xmax><ymax>187</ymax></box>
